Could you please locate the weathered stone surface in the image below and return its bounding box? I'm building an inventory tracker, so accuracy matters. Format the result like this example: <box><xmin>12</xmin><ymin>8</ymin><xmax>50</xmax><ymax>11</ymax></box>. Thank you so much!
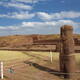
<box><xmin>60</xmin><ymin>25</ymin><xmax>77</xmax><ymax>80</ymax></box>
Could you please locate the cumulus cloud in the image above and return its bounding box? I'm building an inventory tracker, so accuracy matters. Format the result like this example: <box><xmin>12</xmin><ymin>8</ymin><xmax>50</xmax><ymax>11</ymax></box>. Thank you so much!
<box><xmin>37</xmin><ymin>11</ymin><xmax>80</xmax><ymax>21</ymax></box>
<box><xmin>21</xmin><ymin>21</ymin><xmax>57</xmax><ymax>28</ymax></box>
<box><xmin>37</xmin><ymin>12</ymin><xmax>51</xmax><ymax>21</ymax></box>
<box><xmin>0</xmin><ymin>20</ymin><xmax>79</xmax><ymax>35</ymax></box>
<box><xmin>0</xmin><ymin>0</ymin><xmax>45</xmax><ymax>10</ymax></box>
<box><xmin>0</xmin><ymin>2</ymin><xmax>32</xmax><ymax>10</ymax></box>
<box><xmin>0</xmin><ymin>11</ymin><xmax>35</xmax><ymax>20</ymax></box>
<box><xmin>21</xmin><ymin>20</ymin><xmax>79</xmax><ymax>30</ymax></box>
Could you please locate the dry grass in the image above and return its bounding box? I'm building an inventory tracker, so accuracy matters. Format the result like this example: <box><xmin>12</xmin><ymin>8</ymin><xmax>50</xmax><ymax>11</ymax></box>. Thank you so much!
<box><xmin>0</xmin><ymin>50</ymin><xmax>29</xmax><ymax>61</ymax></box>
<box><xmin>0</xmin><ymin>50</ymin><xmax>59</xmax><ymax>62</ymax></box>
<box><xmin>0</xmin><ymin>51</ymin><xmax>79</xmax><ymax>80</ymax></box>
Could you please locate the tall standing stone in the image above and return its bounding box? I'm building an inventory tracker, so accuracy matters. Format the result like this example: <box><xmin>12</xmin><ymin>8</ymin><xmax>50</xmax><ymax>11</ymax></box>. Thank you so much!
<box><xmin>60</xmin><ymin>25</ymin><xmax>77</xmax><ymax>80</ymax></box>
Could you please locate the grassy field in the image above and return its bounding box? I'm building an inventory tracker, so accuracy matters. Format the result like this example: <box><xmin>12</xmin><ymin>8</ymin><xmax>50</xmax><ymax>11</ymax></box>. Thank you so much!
<box><xmin>0</xmin><ymin>50</ymin><xmax>79</xmax><ymax>80</ymax></box>
<box><xmin>0</xmin><ymin>50</ymin><xmax>79</xmax><ymax>65</ymax></box>
<box><xmin>0</xmin><ymin>50</ymin><xmax>59</xmax><ymax>62</ymax></box>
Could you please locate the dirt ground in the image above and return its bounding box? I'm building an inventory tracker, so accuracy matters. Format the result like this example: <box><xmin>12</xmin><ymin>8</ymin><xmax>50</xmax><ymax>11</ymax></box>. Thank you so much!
<box><xmin>0</xmin><ymin>51</ymin><xmax>80</xmax><ymax>80</ymax></box>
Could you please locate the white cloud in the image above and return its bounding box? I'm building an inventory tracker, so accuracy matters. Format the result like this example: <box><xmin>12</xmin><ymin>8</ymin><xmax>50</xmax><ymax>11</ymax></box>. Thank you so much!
<box><xmin>0</xmin><ymin>11</ymin><xmax>35</xmax><ymax>19</ymax></box>
<box><xmin>22</xmin><ymin>20</ymin><xmax>78</xmax><ymax>30</ymax></box>
<box><xmin>0</xmin><ymin>0</ymin><xmax>45</xmax><ymax>10</ymax></box>
<box><xmin>0</xmin><ymin>20</ymin><xmax>79</xmax><ymax>30</ymax></box>
<box><xmin>0</xmin><ymin>2</ymin><xmax>32</xmax><ymax>10</ymax></box>
<box><xmin>0</xmin><ymin>20</ymin><xmax>79</xmax><ymax>35</ymax></box>
<box><xmin>22</xmin><ymin>22</ymin><xmax>35</xmax><ymax>27</ymax></box>
<box><xmin>22</xmin><ymin>21</ymin><xmax>57</xmax><ymax>28</ymax></box>
<box><xmin>0</xmin><ymin>26</ymin><xmax>19</xmax><ymax>30</ymax></box>
<box><xmin>14</xmin><ymin>0</ymin><xmax>38</xmax><ymax>3</ymax></box>
<box><xmin>13</xmin><ymin>0</ymin><xmax>45</xmax><ymax>3</ymax></box>
<box><xmin>7</xmin><ymin>2</ymin><xmax>32</xmax><ymax>10</ymax></box>
<box><xmin>37</xmin><ymin>12</ymin><xmax>52</xmax><ymax>21</ymax></box>
<box><xmin>37</xmin><ymin>11</ymin><xmax>80</xmax><ymax>21</ymax></box>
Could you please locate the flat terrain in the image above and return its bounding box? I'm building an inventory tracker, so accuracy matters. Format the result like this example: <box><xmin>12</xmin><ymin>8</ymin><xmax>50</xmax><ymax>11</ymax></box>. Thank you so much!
<box><xmin>0</xmin><ymin>50</ymin><xmax>80</xmax><ymax>80</ymax></box>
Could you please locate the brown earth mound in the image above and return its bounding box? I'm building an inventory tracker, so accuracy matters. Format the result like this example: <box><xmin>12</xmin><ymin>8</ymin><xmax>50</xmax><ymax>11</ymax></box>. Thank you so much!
<box><xmin>0</xmin><ymin>34</ymin><xmax>79</xmax><ymax>51</ymax></box>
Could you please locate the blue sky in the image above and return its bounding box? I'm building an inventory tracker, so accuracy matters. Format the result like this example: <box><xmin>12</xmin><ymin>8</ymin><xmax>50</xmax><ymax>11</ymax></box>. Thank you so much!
<box><xmin>0</xmin><ymin>0</ymin><xmax>80</xmax><ymax>36</ymax></box>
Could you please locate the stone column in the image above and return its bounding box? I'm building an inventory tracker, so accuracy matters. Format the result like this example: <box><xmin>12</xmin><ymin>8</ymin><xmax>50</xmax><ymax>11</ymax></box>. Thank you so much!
<box><xmin>60</xmin><ymin>25</ymin><xmax>77</xmax><ymax>80</ymax></box>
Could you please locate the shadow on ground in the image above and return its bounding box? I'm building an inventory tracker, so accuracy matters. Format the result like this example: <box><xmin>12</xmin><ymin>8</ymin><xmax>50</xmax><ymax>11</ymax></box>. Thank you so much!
<box><xmin>24</xmin><ymin>61</ymin><xmax>62</xmax><ymax>77</ymax></box>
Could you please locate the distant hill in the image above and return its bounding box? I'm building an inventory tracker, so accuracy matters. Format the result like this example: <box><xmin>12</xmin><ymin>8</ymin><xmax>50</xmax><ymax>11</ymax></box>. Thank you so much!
<box><xmin>0</xmin><ymin>34</ymin><xmax>79</xmax><ymax>49</ymax></box>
